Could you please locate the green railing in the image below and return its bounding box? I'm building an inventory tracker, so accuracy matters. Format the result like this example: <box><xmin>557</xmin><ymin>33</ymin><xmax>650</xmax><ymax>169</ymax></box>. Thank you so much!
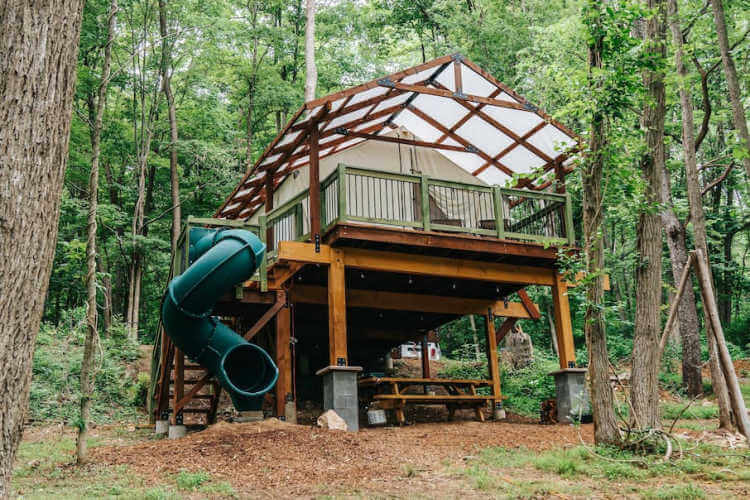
<box><xmin>316</xmin><ymin>164</ymin><xmax>574</xmax><ymax>246</ymax></box>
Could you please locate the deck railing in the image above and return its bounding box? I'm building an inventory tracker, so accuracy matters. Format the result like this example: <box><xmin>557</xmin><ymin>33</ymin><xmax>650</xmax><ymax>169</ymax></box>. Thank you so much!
<box><xmin>319</xmin><ymin>164</ymin><xmax>574</xmax><ymax>246</ymax></box>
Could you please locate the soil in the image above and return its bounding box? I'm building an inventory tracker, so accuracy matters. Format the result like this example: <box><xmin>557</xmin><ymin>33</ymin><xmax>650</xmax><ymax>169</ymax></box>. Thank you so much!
<box><xmin>93</xmin><ymin>418</ymin><xmax>593</xmax><ymax>497</ymax></box>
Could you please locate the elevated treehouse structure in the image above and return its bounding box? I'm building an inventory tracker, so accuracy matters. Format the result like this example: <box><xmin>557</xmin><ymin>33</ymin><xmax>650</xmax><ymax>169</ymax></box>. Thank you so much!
<box><xmin>151</xmin><ymin>54</ymin><xmax>582</xmax><ymax>427</ymax></box>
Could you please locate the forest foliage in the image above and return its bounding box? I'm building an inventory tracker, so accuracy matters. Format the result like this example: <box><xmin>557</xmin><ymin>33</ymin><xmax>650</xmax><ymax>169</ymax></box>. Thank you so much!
<box><xmin>47</xmin><ymin>0</ymin><xmax>749</xmax><ymax>370</ymax></box>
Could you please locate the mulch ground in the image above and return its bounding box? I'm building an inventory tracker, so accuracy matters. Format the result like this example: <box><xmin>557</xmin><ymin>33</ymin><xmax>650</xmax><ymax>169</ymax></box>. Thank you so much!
<box><xmin>93</xmin><ymin>418</ymin><xmax>593</xmax><ymax>496</ymax></box>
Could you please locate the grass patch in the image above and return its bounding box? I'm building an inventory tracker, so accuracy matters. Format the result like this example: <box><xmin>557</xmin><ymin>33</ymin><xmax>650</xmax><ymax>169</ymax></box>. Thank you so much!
<box><xmin>661</xmin><ymin>402</ymin><xmax>718</xmax><ymax>420</ymax></box>
<box><xmin>643</xmin><ymin>483</ymin><xmax>705</xmax><ymax>499</ymax></box>
<box><xmin>175</xmin><ymin>470</ymin><xmax>211</xmax><ymax>490</ymax></box>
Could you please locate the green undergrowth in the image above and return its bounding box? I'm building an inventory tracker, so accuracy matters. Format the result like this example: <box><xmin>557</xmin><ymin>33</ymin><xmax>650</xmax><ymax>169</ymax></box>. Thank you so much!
<box><xmin>459</xmin><ymin>443</ymin><xmax>750</xmax><ymax>497</ymax></box>
<box><xmin>30</xmin><ymin>307</ymin><xmax>144</xmax><ymax>425</ymax></box>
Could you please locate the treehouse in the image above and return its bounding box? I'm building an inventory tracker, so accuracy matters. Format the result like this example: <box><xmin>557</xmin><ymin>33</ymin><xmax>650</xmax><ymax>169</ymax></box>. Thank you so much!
<box><xmin>151</xmin><ymin>54</ymin><xmax>586</xmax><ymax>431</ymax></box>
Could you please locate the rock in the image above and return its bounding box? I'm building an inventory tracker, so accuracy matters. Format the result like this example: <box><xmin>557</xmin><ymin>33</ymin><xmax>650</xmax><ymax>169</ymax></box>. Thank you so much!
<box><xmin>317</xmin><ymin>409</ymin><xmax>347</xmax><ymax>431</ymax></box>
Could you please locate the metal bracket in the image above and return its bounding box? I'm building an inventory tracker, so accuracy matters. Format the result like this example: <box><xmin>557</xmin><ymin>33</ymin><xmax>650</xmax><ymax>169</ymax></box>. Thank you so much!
<box><xmin>464</xmin><ymin>145</ymin><xmax>479</xmax><ymax>154</ymax></box>
<box><xmin>453</xmin><ymin>91</ymin><xmax>468</xmax><ymax>100</ymax></box>
<box><xmin>334</xmin><ymin>127</ymin><xmax>349</xmax><ymax>136</ymax></box>
<box><xmin>336</xmin><ymin>357</ymin><xmax>347</xmax><ymax>366</ymax></box>
<box><xmin>451</xmin><ymin>53</ymin><xmax>465</xmax><ymax>62</ymax></box>
<box><xmin>377</xmin><ymin>78</ymin><xmax>395</xmax><ymax>88</ymax></box>
<box><xmin>568</xmin><ymin>361</ymin><xmax>576</xmax><ymax>368</ymax></box>
<box><xmin>523</xmin><ymin>101</ymin><xmax>539</xmax><ymax>113</ymax></box>
<box><xmin>314</xmin><ymin>233</ymin><xmax>320</xmax><ymax>253</ymax></box>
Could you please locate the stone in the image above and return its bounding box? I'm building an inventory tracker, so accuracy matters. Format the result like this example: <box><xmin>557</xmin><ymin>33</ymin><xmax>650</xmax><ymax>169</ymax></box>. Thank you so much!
<box><xmin>154</xmin><ymin>419</ymin><xmax>169</xmax><ymax>435</ymax></box>
<box><xmin>168</xmin><ymin>424</ymin><xmax>187</xmax><ymax>439</ymax></box>
<box><xmin>317</xmin><ymin>409</ymin><xmax>348</xmax><ymax>431</ymax></box>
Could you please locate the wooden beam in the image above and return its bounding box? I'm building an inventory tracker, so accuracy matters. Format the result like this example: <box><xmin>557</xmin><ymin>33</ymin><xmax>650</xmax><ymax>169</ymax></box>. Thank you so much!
<box><xmin>328</xmin><ymin>249</ymin><xmax>348</xmax><ymax>365</ymax></box>
<box><xmin>381</xmin><ymin>81</ymin><xmax>528</xmax><ymax>111</ymax></box>
<box><xmin>276</xmin><ymin>241</ymin><xmax>556</xmax><ymax>285</ymax></box>
<box><xmin>517</xmin><ymin>289</ymin><xmax>541</xmax><ymax>319</ymax></box>
<box><xmin>496</xmin><ymin>317</ymin><xmax>517</xmax><ymax>345</ymax></box>
<box><xmin>242</xmin><ymin>290</ymin><xmax>287</xmax><ymax>341</ymax></box>
<box><xmin>275</xmin><ymin>304</ymin><xmax>292</xmax><ymax>418</ymax></box>
<box><xmin>332</xmin><ymin>128</ymin><xmax>471</xmax><ymax>153</ymax></box>
<box><xmin>485</xmin><ymin>311</ymin><xmax>502</xmax><ymax>406</ymax></box>
<box><xmin>551</xmin><ymin>271</ymin><xmax>576</xmax><ymax>369</ymax></box>
<box><xmin>435</xmin><ymin>88</ymin><xmax>502</xmax><ymax>144</ymax></box>
<box><xmin>421</xmin><ymin>334</ymin><xmax>431</xmax><ymax>379</ymax></box>
<box><xmin>288</xmin><ymin>285</ymin><xmax>536</xmax><ymax>317</ymax></box>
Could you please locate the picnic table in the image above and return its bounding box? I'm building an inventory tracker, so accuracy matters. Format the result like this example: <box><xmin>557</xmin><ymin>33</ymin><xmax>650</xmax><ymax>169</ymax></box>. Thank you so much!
<box><xmin>358</xmin><ymin>376</ymin><xmax>497</xmax><ymax>424</ymax></box>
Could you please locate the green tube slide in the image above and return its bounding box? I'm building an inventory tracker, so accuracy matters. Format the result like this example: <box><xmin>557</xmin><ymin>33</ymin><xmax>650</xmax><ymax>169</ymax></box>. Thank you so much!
<box><xmin>162</xmin><ymin>228</ymin><xmax>278</xmax><ymax>412</ymax></box>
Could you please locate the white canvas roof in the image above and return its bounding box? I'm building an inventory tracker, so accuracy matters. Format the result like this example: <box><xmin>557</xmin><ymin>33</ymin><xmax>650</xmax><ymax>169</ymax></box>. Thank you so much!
<box><xmin>217</xmin><ymin>54</ymin><xmax>580</xmax><ymax>220</ymax></box>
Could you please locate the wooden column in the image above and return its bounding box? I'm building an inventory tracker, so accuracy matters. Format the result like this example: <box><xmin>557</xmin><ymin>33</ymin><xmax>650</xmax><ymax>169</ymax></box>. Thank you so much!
<box><xmin>485</xmin><ymin>311</ymin><xmax>502</xmax><ymax>404</ymax></box>
<box><xmin>275</xmin><ymin>303</ymin><xmax>292</xmax><ymax>418</ymax></box>
<box><xmin>554</xmin><ymin>158</ymin><xmax>566</xmax><ymax>194</ymax></box>
<box><xmin>551</xmin><ymin>271</ymin><xmax>576</xmax><ymax>369</ymax></box>
<box><xmin>328</xmin><ymin>249</ymin><xmax>347</xmax><ymax>365</ymax></box>
<box><xmin>421</xmin><ymin>333</ymin><xmax>431</xmax><ymax>378</ymax></box>
<box><xmin>171</xmin><ymin>349</ymin><xmax>184</xmax><ymax>424</ymax></box>
<box><xmin>264</xmin><ymin>173</ymin><xmax>274</xmax><ymax>249</ymax></box>
<box><xmin>309</xmin><ymin>125</ymin><xmax>321</xmax><ymax>239</ymax></box>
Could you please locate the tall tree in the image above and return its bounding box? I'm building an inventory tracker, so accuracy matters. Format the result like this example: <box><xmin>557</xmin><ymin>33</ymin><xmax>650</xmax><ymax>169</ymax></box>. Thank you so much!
<box><xmin>0</xmin><ymin>0</ymin><xmax>85</xmax><ymax>493</ymax></box>
<box><xmin>158</xmin><ymin>0</ymin><xmax>181</xmax><ymax>255</ymax></box>
<box><xmin>304</xmin><ymin>0</ymin><xmax>317</xmax><ymax>102</ymax></box>
<box><xmin>582</xmin><ymin>0</ymin><xmax>621</xmax><ymax>445</ymax></box>
<box><xmin>668</xmin><ymin>0</ymin><xmax>732</xmax><ymax>428</ymax></box>
<box><xmin>710</xmin><ymin>0</ymin><xmax>750</xmax><ymax>181</ymax></box>
<box><xmin>631</xmin><ymin>0</ymin><xmax>666</xmax><ymax>430</ymax></box>
<box><xmin>77</xmin><ymin>0</ymin><xmax>118</xmax><ymax>465</ymax></box>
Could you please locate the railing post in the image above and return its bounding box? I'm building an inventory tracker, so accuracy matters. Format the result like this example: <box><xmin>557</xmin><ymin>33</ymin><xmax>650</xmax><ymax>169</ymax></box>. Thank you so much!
<box><xmin>321</xmin><ymin>185</ymin><xmax>328</xmax><ymax>229</ymax></box>
<box><xmin>337</xmin><ymin>164</ymin><xmax>347</xmax><ymax>223</ymax></box>
<box><xmin>258</xmin><ymin>215</ymin><xmax>268</xmax><ymax>292</ymax></box>
<box><xmin>294</xmin><ymin>203</ymin><xmax>304</xmax><ymax>239</ymax></box>
<box><xmin>564</xmin><ymin>192</ymin><xmax>575</xmax><ymax>246</ymax></box>
<box><xmin>493</xmin><ymin>186</ymin><xmax>505</xmax><ymax>239</ymax></box>
<box><xmin>420</xmin><ymin>174</ymin><xmax>431</xmax><ymax>231</ymax></box>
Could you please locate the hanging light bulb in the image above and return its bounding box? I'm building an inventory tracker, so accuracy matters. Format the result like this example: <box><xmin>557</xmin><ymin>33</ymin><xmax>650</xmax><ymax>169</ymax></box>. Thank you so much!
<box><xmin>408</xmin><ymin>276</ymin><xmax>413</xmax><ymax>285</ymax></box>
<box><xmin>360</xmin><ymin>271</ymin><xmax>365</xmax><ymax>279</ymax></box>
<box><xmin>451</xmin><ymin>282</ymin><xmax>457</xmax><ymax>290</ymax></box>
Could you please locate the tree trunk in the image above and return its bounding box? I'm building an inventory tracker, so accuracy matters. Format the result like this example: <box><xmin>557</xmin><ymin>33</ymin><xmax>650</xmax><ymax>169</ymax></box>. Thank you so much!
<box><xmin>631</xmin><ymin>0</ymin><xmax>666</xmax><ymax>430</ymax></box>
<box><xmin>0</xmin><ymin>0</ymin><xmax>85</xmax><ymax>493</ymax></box>
<box><xmin>668</xmin><ymin>0</ymin><xmax>732</xmax><ymax>428</ymax></box>
<box><xmin>582</xmin><ymin>0</ymin><xmax>620</xmax><ymax>445</ymax></box>
<box><xmin>660</xmin><ymin>170</ymin><xmax>702</xmax><ymax>396</ymax></box>
<box><xmin>710</xmin><ymin>0</ymin><xmax>750</xmax><ymax>180</ymax></box>
<box><xmin>77</xmin><ymin>0</ymin><xmax>117</xmax><ymax>465</ymax></box>
<box><xmin>159</xmin><ymin>0</ymin><xmax>181</xmax><ymax>256</ymax></box>
<box><xmin>303</xmin><ymin>0</ymin><xmax>317</xmax><ymax>102</ymax></box>
<box><xmin>468</xmin><ymin>314</ymin><xmax>481</xmax><ymax>361</ymax></box>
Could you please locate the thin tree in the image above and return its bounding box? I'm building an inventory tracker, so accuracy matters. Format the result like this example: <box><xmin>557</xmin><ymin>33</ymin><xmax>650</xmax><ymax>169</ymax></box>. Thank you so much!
<box><xmin>582</xmin><ymin>0</ymin><xmax>621</xmax><ymax>445</ymax></box>
<box><xmin>631</xmin><ymin>0</ymin><xmax>666</xmax><ymax>430</ymax></box>
<box><xmin>710</xmin><ymin>0</ymin><xmax>750</xmax><ymax>181</ymax></box>
<box><xmin>158</xmin><ymin>0</ymin><xmax>181</xmax><ymax>255</ymax></box>
<box><xmin>77</xmin><ymin>0</ymin><xmax>118</xmax><ymax>465</ymax></box>
<box><xmin>668</xmin><ymin>0</ymin><xmax>732</xmax><ymax>429</ymax></box>
<box><xmin>304</xmin><ymin>0</ymin><xmax>317</xmax><ymax>102</ymax></box>
<box><xmin>0</xmin><ymin>0</ymin><xmax>85</xmax><ymax>493</ymax></box>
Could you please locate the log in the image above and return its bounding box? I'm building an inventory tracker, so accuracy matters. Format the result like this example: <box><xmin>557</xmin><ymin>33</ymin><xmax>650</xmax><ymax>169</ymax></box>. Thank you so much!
<box><xmin>693</xmin><ymin>249</ymin><xmax>750</xmax><ymax>439</ymax></box>
<box><xmin>658</xmin><ymin>253</ymin><xmax>694</xmax><ymax>358</ymax></box>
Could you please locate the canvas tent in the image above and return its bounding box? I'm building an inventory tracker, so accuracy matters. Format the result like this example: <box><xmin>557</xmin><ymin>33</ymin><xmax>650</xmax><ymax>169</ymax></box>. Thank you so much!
<box><xmin>217</xmin><ymin>54</ymin><xmax>579</xmax><ymax>222</ymax></box>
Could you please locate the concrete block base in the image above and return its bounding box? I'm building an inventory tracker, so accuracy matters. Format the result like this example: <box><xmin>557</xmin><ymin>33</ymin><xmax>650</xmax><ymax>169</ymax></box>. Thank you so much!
<box><xmin>493</xmin><ymin>400</ymin><xmax>506</xmax><ymax>420</ymax></box>
<box><xmin>549</xmin><ymin>368</ymin><xmax>591</xmax><ymax>423</ymax></box>
<box><xmin>316</xmin><ymin>365</ymin><xmax>363</xmax><ymax>432</ymax></box>
<box><xmin>154</xmin><ymin>420</ymin><xmax>169</xmax><ymax>435</ymax></box>
<box><xmin>284</xmin><ymin>401</ymin><xmax>297</xmax><ymax>424</ymax></box>
<box><xmin>235</xmin><ymin>410</ymin><xmax>264</xmax><ymax>423</ymax></box>
<box><xmin>168</xmin><ymin>424</ymin><xmax>187</xmax><ymax>439</ymax></box>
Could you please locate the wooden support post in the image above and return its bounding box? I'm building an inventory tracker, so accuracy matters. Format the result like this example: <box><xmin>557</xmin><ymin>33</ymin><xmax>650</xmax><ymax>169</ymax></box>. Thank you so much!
<box><xmin>275</xmin><ymin>303</ymin><xmax>292</xmax><ymax>419</ymax></box>
<box><xmin>485</xmin><ymin>310</ymin><xmax>502</xmax><ymax>413</ymax></box>
<box><xmin>551</xmin><ymin>271</ymin><xmax>576</xmax><ymax>369</ymax></box>
<box><xmin>421</xmin><ymin>334</ymin><xmax>431</xmax><ymax>379</ymax></box>
<box><xmin>496</xmin><ymin>317</ymin><xmax>517</xmax><ymax>345</ymax></box>
<box><xmin>309</xmin><ymin>125</ymin><xmax>321</xmax><ymax>240</ymax></box>
<box><xmin>328</xmin><ymin>249</ymin><xmax>347</xmax><ymax>365</ymax></box>
<box><xmin>172</xmin><ymin>349</ymin><xmax>184</xmax><ymax>424</ymax></box>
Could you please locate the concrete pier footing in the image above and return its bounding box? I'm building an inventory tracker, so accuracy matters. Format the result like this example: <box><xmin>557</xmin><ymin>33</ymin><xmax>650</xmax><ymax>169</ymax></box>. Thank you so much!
<box><xmin>154</xmin><ymin>420</ymin><xmax>169</xmax><ymax>435</ymax></box>
<box><xmin>168</xmin><ymin>424</ymin><xmax>187</xmax><ymax>439</ymax></box>
<box><xmin>549</xmin><ymin>368</ymin><xmax>591</xmax><ymax>423</ymax></box>
<box><xmin>316</xmin><ymin>365</ymin><xmax>363</xmax><ymax>432</ymax></box>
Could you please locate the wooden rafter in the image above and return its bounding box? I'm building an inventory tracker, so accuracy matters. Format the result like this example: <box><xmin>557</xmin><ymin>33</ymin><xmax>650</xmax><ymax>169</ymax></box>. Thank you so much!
<box><xmin>378</xmin><ymin>81</ymin><xmax>528</xmax><ymax>111</ymax></box>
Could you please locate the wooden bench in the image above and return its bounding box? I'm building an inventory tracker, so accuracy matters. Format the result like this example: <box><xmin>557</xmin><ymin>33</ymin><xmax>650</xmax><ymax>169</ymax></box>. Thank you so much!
<box><xmin>359</xmin><ymin>377</ymin><xmax>499</xmax><ymax>424</ymax></box>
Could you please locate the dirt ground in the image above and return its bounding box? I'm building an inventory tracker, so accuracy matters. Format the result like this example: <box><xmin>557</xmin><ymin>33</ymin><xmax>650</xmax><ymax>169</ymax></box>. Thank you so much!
<box><xmin>92</xmin><ymin>418</ymin><xmax>593</xmax><ymax>497</ymax></box>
